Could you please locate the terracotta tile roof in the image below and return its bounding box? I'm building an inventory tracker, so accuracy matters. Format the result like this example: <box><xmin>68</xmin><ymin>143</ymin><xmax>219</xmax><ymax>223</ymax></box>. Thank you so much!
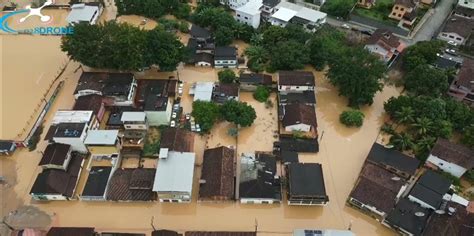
<box><xmin>430</xmin><ymin>138</ymin><xmax>474</xmax><ymax>169</ymax></box>
<box><xmin>160</xmin><ymin>128</ymin><xmax>195</xmax><ymax>152</ymax></box>
<box><xmin>394</xmin><ymin>0</ymin><xmax>415</xmax><ymax>8</ymax></box>
<box><xmin>278</xmin><ymin>71</ymin><xmax>315</xmax><ymax>86</ymax></box>
<box><xmin>456</xmin><ymin>58</ymin><xmax>474</xmax><ymax>89</ymax></box>
<box><xmin>239</xmin><ymin>73</ymin><xmax>273</xmax><ymax>85</ymax></box>
<box><xmin>47</xmin><ymin>227</ymin><xmax>95</xmax><ymax>236</ymax></box>
<box><xmin>442</xmin><ymin>15</ymin><xmax>474</xmax><ymax>39</ymax></box>
<box><xmin>350</xmin><ymin>163</ymin><xmax>405</xmax><ymax>213</ymax></box>
<box><xmin>282</xmin><ymin>103</ymin><xmax>317</xmax><ymax>128</ymax></box>
<box><xmin>366</xmin><ymin>29</ymin><xmax>401</xmax><ymax>50</ymax></box>
<box><xmin>199</xmin><ymin>146</ymin><xmax>235</xmax><ymax>201</ymax></box>
<box><xmin>106</xmin><ymin>168</ymin><xmax>156</xmax><ymax>201</ymax></box>
<box><xmin>73</xmin><ymin>94</ymin><xmax>104</xmax><ymax>116</ymax></box>
<box><xmin>213</xmin><ymin>83</ymin><xmax>239</xmax><ymax>97</ymax></box>
<box><xmin>423</xmin><ymin>202</ymin><xmax>474</xmax><ymax>236</ymax></box>
<box><xmin>38</xmin><ymin>143</ymin><xmax>71</xmax><ymax>166</ymax></box>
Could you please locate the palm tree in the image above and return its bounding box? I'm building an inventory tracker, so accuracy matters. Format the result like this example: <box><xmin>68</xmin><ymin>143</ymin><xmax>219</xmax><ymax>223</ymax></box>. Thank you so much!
<box><xmin>411</xmin><ymin>117</ymin><xmax>433</xmax><ymax>137</ymax></box>
<box><xmin>389</xmin><ymin>132</ymin><xmax>415</xmax><ymax>151</ymax></box>
<box><xmin>394</xmin><ymin>106</ymin><xmax>415</xmax><ymax>125</ymax></box>
<box><xmin>414</xmin><ymin>136</ymin><xmax>436</xmax><ymax>156</ymax></box>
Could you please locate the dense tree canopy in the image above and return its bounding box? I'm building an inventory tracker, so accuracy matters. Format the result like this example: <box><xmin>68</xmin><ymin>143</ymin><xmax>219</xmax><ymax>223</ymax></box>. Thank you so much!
<box><xmin>404</xmin><ymin>65</ymin><xmax>449</xmax><ymax>97</ymax></box>
<box><xmin>116</xmin><ymin>0</ymin><xmax>191</xmax><ymax>19</ymax></box>
<box><xmin>214</xmin><ymin>26</ymin><xmax>235</xmax><ymax>46</ymax></box>
<box><xmin>327</xmin><ymin>47</ymin><xmax>385</xmax><ymax>107</ymax></box>
<box><xmin>308</xmin><ymin>25</ymin><xmax>347</xmax><ymax>70</ymax></box>
<box><xmin>62</xmin><ymin>22</ymin><xmax>186</xmax><ymax>71</ymax></box>
<box><xmin>191</xmin><ymin>101</ymin><xmax>221</xmax><ymax>133</ymax></box>
<box><xmin>218</xmin><ymin>69</ymin><xmax>237</xmax><ymax>83</ymax></box>
<box><xmin>253</xmin><ymin>86</ymin><xmax>270</xmax><ymax>102</ymax></box>
<box><xmin>321</xmin><ymin>0</ymin><xmax>356</xmax><ymax>18</ymax></box>
<box><xmin>339</xmin><ymin>110</ymin><xmax>365</xmax><ymax>127</ymax></box>
<box><xmin>220</xmin><ymin>100</ymin><xmax>257</xmax><ymax>127</ymax></box>
<box><xmin>268</xmin><ymin>40</ymin><xmax>309</xmax><ymax>71</ymax></box>
<box><xmin>402</xmin><ymin>40</ymin><xmax>445</xmax><ymax>71</ymax></box>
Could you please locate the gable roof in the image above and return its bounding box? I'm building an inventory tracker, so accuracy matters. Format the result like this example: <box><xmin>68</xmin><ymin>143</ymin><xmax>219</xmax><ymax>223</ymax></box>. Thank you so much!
<box><xmin>213</xmin><ymin>83</ymin><xmax>239</xmax><ymax>97</ymax></box>
<box><xmin>366</xmin><ymin>29</ymin><xmax>401</xmax><ymax>50</ymax></box>
<box><xmin>74</xmin><ymin>72</ymin><xmax>107</xmax><ymax>94</ymax></box>
<box><xmin>152</xmin><ymin>230</ymin><xmax>180</xmax><ymax>236</ymax></box>
<box><xmin>278</xmin><ymin>71</ymin><xmax>315</xmax><ymax>86</ymax></box>
<box><xmin>30</xmin><ymin>154</ymin><xmax>83</xmax><ymax>197</ymax></box>
<box><xmin>385</xmin><ymin>198</ymin><xmax>431</xmax><ymax>236</ymax></box>
<box><xmin>279</xmin><ymin>91</ymin><xmax>316</xmax><ymax>104</ymax></box>
<box><xmin>239</xmin><ymin>153</ymin><xmax>281</xmax><ymax>200</ymax></box>
<box><xmin>0</xmin><ymin>141</ymin><xmax>15</xmax><ymax>152</ymax></box>
<box><xmin>239</xmin><ymin>73</ymin><xmax>272</xmax><ymax>85</ymax></box>
<box><xmin>409</xmin><ymin>170</ymin><xmax>452</xmax><ymax>209</ymax></box>
<box><xmin>441</xmin><ymin>15</ymin><xmax>474</xmax><ymax>38</ymax></box>
<box><xmin>47</xmin><ymin>227</ymin><xmax>96</xmax><ymax>236</ymax></box>
<box><xmin>160</xmin><ymin>128</ymin><xmax>195</xmax><ymax>152</ymax></box>
<box><xmin>366</xmin><ymin>143</ymin><xmax>420</xmax><ymax>177</ymax></box>
<box><xmin>190</xmin><ymin>24</ymin><xmax>211</xmax><ymax>39</ymax></box>
<box><xmin>282</xmin><ymin>103</ymin><xmax>317</xmax><ymax>128</ymax></box>
<box><xmin>72</xmin><ymin>94</ymin><xmax>104</xmax><ymax>115</ymax></box>
<box><xmin>288</xmin><ymin>163</ymin><xmax>327</xmax><ymax>198</ymax></box>
<box><xmin>430</xmin><ymin>138</ymin><xmax>474</xmax><ymax>169</ymax></box>
<box><xmin>106</xmin><ymin>168</ymin><xmax>156</xmax><ymax>201</ymax></box>
<box><xmin>275</xmin><ymin>137</ymin><xmax>319</xmax><ymax>153</ymax></box>
<box><xmin>214</xmin><ymin>47</ymin><xmax>237</xmax><ymax>60</ymax></box>
<box><xmin>81</xmin><ymin>166</ymin><xmax>112</xmax><ymax>197</ymax></box>
<box><xmin>456</xmin><ymin>58</ymin><xmax>474</xmax><ymax>89</ymax></box>
<box><xmin>350</xmin><ymin>163</ymin><xmax>406</xmax><ymax>213</ymax></box>
<box><xmin>423</xmin><ymin>202</ymin><xmax>474</xmax><ymax>236</ymax></box>
<box><xmin>38</xmin><ymin>143</ymin><xmax>71</xmax><ymax>166</ymax></box>
<box><xmin>199</xmin><ymin>146</ymin><xmax>235</xmax><ymax>200</ymax></box>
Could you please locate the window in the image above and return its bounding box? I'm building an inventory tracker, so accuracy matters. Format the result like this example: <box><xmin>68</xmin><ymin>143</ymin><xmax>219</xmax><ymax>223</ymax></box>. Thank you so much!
<box><xmin>449</xmin><ymin>35</ymin><xmax>454</xmax><ymax>39</ymax></box>
<box><xmin>442</xmin><ymin>33</ymin><xmax>448</xmax><ymax>36</ymax></box>
<box><xmin>126</xmin><ymin>125</ymin><xmax>132</xmax><ymax>128</ymax></box>
<box><xmin>398</xmin><ymin>14</ymin><xmax>402</xmax><ymax>17</ymax></box>
<box><xmin>237</xmin><ymin>14</ymin><xmax>241</xmax><ymax>17</ymax></box>
<box><xmin>392</xmin><ymin>12</ymin><xmax>396</xmax><ymax>15</ymax></box>
<box><xmin>244</xmin><ymin>16</ymin><xmax>248</xmax><ymax>20</ymax></box>
<box><xmin>262</xmin><ymin>201</ymin><xmax>269</xmax><ymax>204</ymax></box>
<box><xmin>395</xmin><ymin>6</ymin><xmax>399</xmax><ymax>9</ymax></box>
<box><xmin>456</xmin><ymin>37</ymin><xmax>462</xmax><ymax>41</ymax></box>
<box><xmin>400</xmin><ymin>7</ymin><xmax>404</xmax><ymax>11</ymax></box>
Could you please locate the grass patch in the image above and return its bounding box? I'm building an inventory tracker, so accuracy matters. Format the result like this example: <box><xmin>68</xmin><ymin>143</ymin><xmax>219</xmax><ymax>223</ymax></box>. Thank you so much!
<box><xmin>353</xmin><ymin>0</ymin><xmax>399</xmax><ymax>26</ymax></box>
<box><xmin>142</xmin><ymin>127</ymin><xmax>161</xmax><ymax>157</ymax></box>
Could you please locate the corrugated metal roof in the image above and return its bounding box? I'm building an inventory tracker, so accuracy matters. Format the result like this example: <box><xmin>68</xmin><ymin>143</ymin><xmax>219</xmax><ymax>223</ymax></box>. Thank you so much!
<box><xmin>153</xmin><ymin>151</ymin><xmax>195</xmax><ymax>193</ymax></box>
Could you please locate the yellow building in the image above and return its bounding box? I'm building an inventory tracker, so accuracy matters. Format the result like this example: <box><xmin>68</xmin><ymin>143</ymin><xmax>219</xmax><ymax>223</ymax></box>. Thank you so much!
<box><xmin>389</xmin><ymin>0</ymin><xmax>416</xmax><ymax>20</ymax></box>
<box><xmin>84</xmin><ymin>130</ymin><xmax>120</xmax><ymax>158</ymax></box>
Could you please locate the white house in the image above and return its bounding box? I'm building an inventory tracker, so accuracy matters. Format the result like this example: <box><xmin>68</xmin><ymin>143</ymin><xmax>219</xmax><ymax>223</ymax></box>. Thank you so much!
<box><xmin>220</xmin><ymin>0</ymin><xmax>250</xmax><ymax>10</ymax></box>
<box><xmin>153</xmin><ymin>151</ymin><xmax>195</xmax><ymax>203</ymax></box>
<box><xmin>235</xmin><ymin>0</ymin><xmax>262</xmax><ymax>29</ymax></box>
<box><xmin>214</xmin><ymin>47</ymin><xmax>238</xmax><ymax>68</ymax></box>
<box><xmin>51</xmin><ymin>123</ymin><xmax>89</xmax><ymax>153</ymax></box>
<box><xmin>52</xmin><ymin>110</ymin><xmax>99</xmax><ymax>130</ymax></box>
<box><xmin>408</xmin><ymin>170</ymin><xmax>452</xmax><ymax>210</ymax></box>
<box><xmin>84</xmin><ymin>130</ymin><xmax>120</xmax><ymax>159</ymax></box>
<box><xmin>144</xmin><ymin>97</ymin><xmax>172</xmax><ymax>126</ymax></box>
<box><xmin>438</xmin><ymin>15</ymin><xmax>474</xmax><ymax>45</ymax></box>
<box><xmin>66</xmin><ymin>3</ymin><xmax>103</xmax><ymax>25</ymax></box>
<box><xmin>278</xmin><ymin>71</ymin><xmax>315</xmax><ymax>93</ymax></box>
<box><xmin>269</xmin><ymin>2</ymin><xmax>326</xmax><ymax>32</ymax></box>
<box><xmin>190</xmin><ymin>82</ymin><xmax>214</xmax><ymax>102</ymax></box>
<box><xmin>121</xmin><ymin>112</ymin><xmax>148</xmax><ymax>130</ymax></box>
<box><xmin>426</xmin><ymin>138</ymin><xmax>474</xmax><ymax>178</ymax></box>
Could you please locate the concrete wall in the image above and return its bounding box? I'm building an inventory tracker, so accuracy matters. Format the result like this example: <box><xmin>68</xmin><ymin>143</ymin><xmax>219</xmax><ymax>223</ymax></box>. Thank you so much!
<box><xmin>426</xmin><ymin>154</ymin><xmax>467</xmax><ymax>178</ymax></box>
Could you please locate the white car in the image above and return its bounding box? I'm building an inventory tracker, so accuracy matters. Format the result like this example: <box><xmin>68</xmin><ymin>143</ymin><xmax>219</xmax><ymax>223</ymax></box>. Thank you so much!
<box><xmin>341</xmin><ymin>24</ymin><xmax>350</xmax><ymax>29</ymax></box>
<box><xmin>190</xmin><ymin>124</ymin><xmax>196</xmax><ymax>131</ymax></box>
<box><xmin>178</xmin><ymin>88</ymin><xmax>183</xmax><ymax>96</ymax></box>
<box><xmin>447</xmin><ymin>41</ymin><xmax>458</xmax><ymax>47</ymax></box>
<box><xmin>185</xmin><ymin>114</ymin><xmax>191</xmax><ymax>120</ymax></box>
<box><xmin>170</xmin><ymin>120</ymin><xmax>176</xmax><ymax>127</ymax></box>
<box><xmin>173</xmin><ymin>104</ymin><xmax>180</xmax><ymax>111</ymax></box>
<box><xmin>179</xmin><ymin>83</ymin><xmax>184</xmax><ymax>89</ymax></box>
<box><xmin>195</xmin><ymin>124</ymin><xmax>201</xmax><ymax>132</ymax></box>
<box><xmin>445</xmin><ymin>48</ymin><xmax>457</xmax><ymax>55</ymax></box>
<box><xmin>172</xmin><ymin>112</ymin><xmax>177</xmax><ymax>119</ymax></box>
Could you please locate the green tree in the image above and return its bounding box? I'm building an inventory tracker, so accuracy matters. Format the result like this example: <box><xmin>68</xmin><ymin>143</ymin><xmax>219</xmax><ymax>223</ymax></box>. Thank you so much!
<box><xmin>411</xmin><ymin>117</ymin><xmax>433</xmax><ymax>137</ymax></box>
<box><xmin>261</xmin><ymin>26</ymin><xmax>289</xmax><ymax>49</ymax></box>
<box><xmin>394</xmin><ymin>106</ymin><xmax>415</xmax><ymax>124</ymax></box>
<box><xmin>414</xmin><ymin>136</ymin><xmax>436</xmax><ymax>159</ymax></box>
<box><xmin>402</xmin><ymin>40</ymin><xmax>446</xmax><ymax>71</ymax></box>
<box><xmin>445</xmin><ymin>98</ymin><xmax>474</xmax><ymax>131</ymax></box>
<box><xmin>268</xmin><ymin>40</ymin><xmax>309</xmax><ymax>71</ymax></box>
<box><xmin>412</xmin><ymin>96</ymin><xmax>447</xmax><ymax>121</ymax></box>
<box><xmin>462</xmin><ymin>124</ymin><xmax>474</xmax><ymax>148</ymax></box>
<box><xmin>145</xmin><ymin>27</ymin><xmax>186</xmax><ymax>71</ymax></box>
<box><xmin>308</xmin><ymin>25</ymin><xmax>346</xmax><ymax>70</ymax></box>
<box><xmin>389</xmin><ymin>132</ymin><xmax>415</xmax><ymax>151</ymax></box>
<box><xmin>285</xmin><ymin>24</ymin><xmax>311</xmax><ymax>44</ymax></box>
<box><xmin>215</xmin><ymin>26</ymin><xmax>234</xmax><ymax>46</ymax></box>
<box><xmin>339</xmin><ymin>110</ymin><xmax>365</xmax><ymax>127</ymax></box>
<box><xmin>174</xmin><ymin>3</ymin><xmax>191</xmax><ymax>19</ymax></box>
<box><xmin>404</xmin><ymin>65</ymin><xmax>449</xmax><ymax>97</ymax></box>
<box><xmin>320</xmin><ymin>0</ymin><xmax>356</xmax><ymax>18</ymax></box>
<box><xmin>220</xmin><ymin>100</ymin><xmax>257</xmax><ymax>127</ymax></box>
<box><xmin>234</xmin><ymin>23</ymin><xmax>255</xmax><ymax>42</ymax></box>
<box><xmin>384</xmin><ymin>96</ymin><xmax>414</xmax><ymax>117</ymax></box>
<box><xmin>430</xmin><ymin>120</ymin><xmax>453</xmax><ymax>139</ymax></box>
<box><xmin>191</xmin><ymin>101</ymin><xmax>221</xmax><ymax>133</ymax></box>
<box><xmin>253</xmin><ymin>86</ymin><xmax>270</xmax><ymax>102</ymax></box>
<box><xmin>218</xmin><ymin>69</ymin><xmax>237</xmax><ymax>83</ymax></box>
<box><xmin>245</xmin><ymin>45</ymin><xmax>268</xmax><ymax>72</ymax></box>
<box><xmin>327</xmin><ymin>47</ymin><xmax>385</xmax><ymax>107</ymax></box>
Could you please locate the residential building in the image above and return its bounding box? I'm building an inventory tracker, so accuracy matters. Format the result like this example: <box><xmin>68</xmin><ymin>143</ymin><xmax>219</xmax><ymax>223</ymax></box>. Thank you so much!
<box><xmin>121</xmin><ymin>112</ymin><xmax>148</xmax><ymax>130</ymax></box>
<box><xmin>383</xmin><ymin>198</ymin><xmax>431</xmax><ymax>236</ymax></box>
<box><xmin>136</xmin><ymin>80</ymin><xmax>173</xmax><ymax>126</ymax></box>
<box><xmin>448</xmin><ymin>58</ymin><xmax>474</xmax><ymax>105</ymax></box>
<box><xmin>400</xmin><ymin>10</ymin><xmax>418</xmax><ymax>28</ymax></box>
<box><xmin>269</xmin><ymin>2</ymin><xmax>326</xmax><ymax>32</ymax></box>
<box><xmin>434</xmin><ymin>53</ymin><xmax>463</xmax><ymax>69</ymax></box>
<box><xmin>408</xmin><ymin>170</ymin><xmax>453</xmax><ymax>210</ymax></box>
<box><xmin>38</xmin><ymin>143</ymin><xmax>72</xmax><ymax>170</ymax></box>
<box><xmin>193</xmin><ymin>53</ymin><xmax>214</xmax><ymax>67</ymax></box>
<box><xmin>239</xmin><ymin>153</ymin><xmax>282</xmax><ymax>204</ymax></box>
<box><xmin>212</xmin><ymin>83</ymin><xmax>240</xmax><ymax>104</ymax></box>
<box><xmin>348</xmin><ymin>162</ymin><xmax>408</xmax><ymax>220</ymax></box>
<box><xmin>281</xmin><ymin>103</ymin><xmax>317</xmax><ymax>133</ymax></box>
<box><xmin>187</xmin><ymin>28</ymin><xmax>215</xmax><ymax>67</ymax></box>
<box><xmin>74</xmin><ymin>72</ymin><xmax>137</xmax><ymax>106</ymax></box>
<box><xmin>273</xmin><ymin>137</ymin><xmax>319</xmax><ymax>153</ymax></box>
<box><xmin>191</xmin><ymin>82</ymin><xmax>214</xmax><ymax>102</ymax></box>
<box><xmin>357</xmin><ymin>0</ymin><xmax>376</xmax><ymax>9</ymax></box>
<box><xmin>190</xmin><ymin>24</ymin><xmax>212</xmax><ymax>41</ymax></box>
<box><xmin>280</xmin><ymin>151</ymin><xmax>299</xmax><ymax>165</ymax></box>
<box><xmin>30</xmin><ymin>153</ymin><xmax>84</xmax><ymax>201</ymax></box>
<box><xmin>214</xmin><ymin>47</ymin><xmax>238</xmax><ymax>68</ymax></box>
<box><xmin>426</xmin><ymin>138</ymin><xmax>474</xmax><ymax>178</ymax></box>
<box><xmin>278</xmin><ymin>71</ymin><xmax>315</xmax><ymax>93</ymax></box>
<box><xmin>66</xmin><ymin>3</ymin><xmax>103</xmax><ymax>25</ymax></box>
<box><xmin>287</xmin><ymin>163</ymin><xmax>329</xmax><ymax>205</ymax></box>
<box><xmin>153</xmin><ymin>230</ymin><xmax>180</xmax><ymax>236</ymax></box>
<box><xmin>106</xmin><ymin>168</ymin><xmax>157</xmax><ymax>201</ymax></box>
<box><xmin>261</xmin><ymin>0</ymin><xmax>280</xmax><ymax>20</ymax></box>
<box><xmin>364</xmin><ymin>29</ymin><xmax>406</xmax><ymax>64</ymax></box>
<box><xmin>0</xmin><ymin>141</ymin><xmax>16</xmax><ymax>155</ymax></box>
<box><xmin>454</xmin><ymin>4</ymin><xmax>474</xmax><ymax>19</ymax></box>
<box><xmin>438</xmin><ymin>16</ymin><xmax>474</xmax><ymax>45</ymax></box>
<box><xmin>239</xmin><ymin>73</ymin><xmax>273</xmax><ymax>91</ymax></box>
<box><xmin>389</xmin><ymin>0</ymin><xmax>417</xmax><ymax>21</ymax></box>
<box><xmin>51</xmin><ymin>123</ymin><xmax>89</xmax><ymax>153</ymax></box>
<box><xmin>80</xmin><ymin>166</ymin><xmax>112</xmax><ymax>201</ymax></box>
<box><xmin>422</xmin><ymin>201</ymin><xmax>474</xmax><ymax>236</ymax></box>
<box><xmin>199</xmin><ymin>146</ymin><xmax>236</xmax><ymax>202</ymax></box>
<box><xmin>153</xmin><ymin>151</ymin><xmax>195</xmax><ymax>203</ymax></box>
<box><xmin>279</xmin><ymin>91</ymin><xmax>316</xmax><ymax>106</ymax></box>
<box><xmin>84</xmin><ymin>130</ymin><xmax>120</xmax><ymax>159</ymax></box>
<box><xmin>72</xmin><ymin>94</ymin><xmax>106</xmax><ymax>122</ymax></box>
<box><xmin>47</xmin><ymin>227</ymin><xmax>96</xmax><ymax>236</ymax></box>
<box><xmin>293</xmin><ymin>229</ymin><xmax>355</xmax><ymax>236</ymax></box>
<box><xmin>366</xmin><ymin>143</ymin><xmax>420</xmax><ymax>179</ymax></box>
<box><xmin>458</xmin><ymin>0</ymin><xmax>474</xmax><ymax>10</ymax></box>
<box><xmin>160</xmin><ymin>128</ymin><xmax>195</xmax><ymax>152</ymax></box>
<box><xmin>186</xmin><ymin>232</ymin><xmax>255</xmax><ymax>236</ymax></box>
<box><xmin>51</xmin><ymin>110</ymin><xmax>98</xmax><ymax>130</ymax></box>
<box><xmin>220</xmin><ymin>0</ymin><xmax>251</xmax><ymax>10</ymax></box>
<box><xmin>235</xmin><ymin>0</ymin><xmax>262</xmax><ymax>29</ymax></box>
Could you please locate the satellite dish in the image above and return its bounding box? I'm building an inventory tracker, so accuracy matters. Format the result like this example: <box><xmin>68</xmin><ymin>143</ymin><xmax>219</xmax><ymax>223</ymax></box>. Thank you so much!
<box><xmin>435</xmin><ymin>210</ymin><xmax>445</xmax><ymax>214</ymax></box>
<box><xmin>391</xmin><ymin>177</ymin><xmax>401</xmax><ymax>181</ymax></box>
<box><xmin>415</xmin><ymin>212</ymin><xmax>425</xmax><ymax>217</ymax></box>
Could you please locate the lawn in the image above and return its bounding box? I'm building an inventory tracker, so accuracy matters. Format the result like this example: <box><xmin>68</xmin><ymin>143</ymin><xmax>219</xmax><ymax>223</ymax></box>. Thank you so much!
<box><xmin>353</xmin><ymin>0</ymin><xmax>399</xmax><ymax>26</ymax></box>
<box><xmin>142</xmin><ymin>127</ymin><xmax>161</xmax><ymax>157</ymax></box>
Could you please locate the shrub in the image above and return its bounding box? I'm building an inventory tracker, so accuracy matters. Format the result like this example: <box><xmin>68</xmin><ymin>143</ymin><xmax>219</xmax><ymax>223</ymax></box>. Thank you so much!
<box><xmin>339</xmin><ymin>110</ymin><xmax>365</xmax><ymax>127</ymax></box>
<box><xmin>218</xmin><ymin>69</ymin><xmax>236</xmax><ymax>83</ymax></box>
<box><xmin>253</xmin><ymin>86</ymin><xmax>270</xmax><ymax>102</ymax></box>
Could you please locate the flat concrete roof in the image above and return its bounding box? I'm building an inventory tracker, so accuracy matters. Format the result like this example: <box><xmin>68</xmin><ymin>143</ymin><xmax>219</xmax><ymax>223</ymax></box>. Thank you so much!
<box><xmin>193</xmin><ymin>82</ymin><xmax>214</xmax><ymax>102</ymax></box>
<box><xmin>84</xmin><ymin>130</ymin><xmax>119</xmax><ymax>145</ymax></box>
<box><xmin>52</xmin><ymin>110</ymin><xmax>93</xmax><ymax>125</ymax></box>
<box><xmin>272</xmin><ymin>7</ymin><xmax>297</xmax><ymax>22</ymax></box>
<box><xmin>66</xmin><ymin>4</ymin><xmax>100</xmax><ymax>24</ymax></box>
<box><xmin>121</xmin><ymin>112</ymin><xmax>146</xmax><ymax>122</ymax></box>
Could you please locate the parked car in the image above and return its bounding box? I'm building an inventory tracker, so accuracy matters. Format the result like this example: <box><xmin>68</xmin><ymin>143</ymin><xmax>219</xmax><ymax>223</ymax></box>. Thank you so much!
<box><xmin>173</xmin><ymin>104</ymin><xmax>180</xmax><ymax>111</ymax></box>
<box><xmin>170</xmin><ymin>120</ymin><xmax>176</xmax><ymax>127</ymax></box>
<box><xmin>172</xmin><ymin>112</ymin><xmax>177</xmax><ymax>119</ymax></box>
<box><xmin>341</xmin><ymin>24</ymin><xmax>350</xmax><ymax>29</ymax></box>
<box><xmin>179</xmin><ymin>83</ymin><xmax>184</xmax><ymax>89</ymax></box>
<box><xmin>178</xmin><ymin>88</ymin><xmax>183</xmax><ymax>96</ymax></box>
<box><xmin>185</xmin><ymin>113</ymin><xmax>191</xmax><ymax>120</ymax></box>
<box><xmin>447</xmin><ymin>41</ymin><xmax>458</xmax><ymax>47</ymax></box>
<box><xmin>445</xmin><ymin>48</ymin><xmax>457</xmax><ymax>55</ymax></box>
<box><xmin>195</xmin><ymin>124</ymin><xmax>201</xmax><ymax>132</ymax></box>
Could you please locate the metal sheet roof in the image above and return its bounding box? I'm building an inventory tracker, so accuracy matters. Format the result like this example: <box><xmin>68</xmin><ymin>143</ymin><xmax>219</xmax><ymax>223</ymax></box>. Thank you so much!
<box><xmin>84</xmin><ymin>130</ymin><xmax>119</xmax><ymax>145</ymax></box>
<box><xmin>153</xmin><ymin>151</ymin><xmax>195</xmax><ymax>193</ymax></box>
